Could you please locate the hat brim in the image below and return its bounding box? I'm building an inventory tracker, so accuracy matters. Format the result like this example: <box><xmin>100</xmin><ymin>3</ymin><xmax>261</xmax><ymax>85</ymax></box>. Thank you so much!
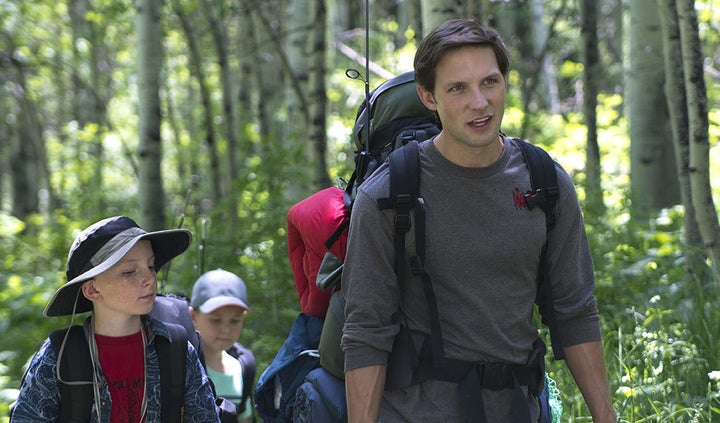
<box><xmin>44</xmin><ymin>228</ymin><xmax>192</xmax><ymax>317</ymax></box>
<box><xmin>198</xmin><ymin>296</ymin><xmax>251</xmax><ymax>314</ymax></box>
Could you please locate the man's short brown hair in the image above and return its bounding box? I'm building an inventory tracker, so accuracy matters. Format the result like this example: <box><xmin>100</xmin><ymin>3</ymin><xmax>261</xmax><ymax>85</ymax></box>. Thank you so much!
<box><xmin>414</xmin><ymin>19</ymin><xmax>510</xmax><ymax>94</ymax></box>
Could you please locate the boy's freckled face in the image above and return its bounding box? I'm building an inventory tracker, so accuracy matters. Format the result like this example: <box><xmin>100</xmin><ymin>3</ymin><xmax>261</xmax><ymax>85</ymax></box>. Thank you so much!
<box><xmin>192</xmin><ymin>305</ymin><xmax>247</xmax><ymax>353</ymax></box>
<box><xmin>90</xmin><ymin>240</ymin><xmax>158</xmax><ymax>316</ymax></box>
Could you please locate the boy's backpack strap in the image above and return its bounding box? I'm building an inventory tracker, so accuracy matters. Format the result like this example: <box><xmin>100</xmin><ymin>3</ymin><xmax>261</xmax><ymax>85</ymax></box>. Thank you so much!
<box><xmin>50</xmin><ymin>326</ymin><xmax>94</xmax><ymax>422</ymax></box>
<box><xmin>151</xmin><ymin>294</ymin><xmax>206</xmax><ymax>366</ymax></box>
<box><xmin>513</xmin><ymin>137</ymin><xmax>564</xmax><ymax>360</ymax></box>
<box><xmin>227</xmin><ymin>342</ymin><xmax>257</xmax><ymax>412</ymax></box>
<box><xmin>156</xmin><ymin>322</ymin><xmax>187</xmax><ymax>423</ymax></box>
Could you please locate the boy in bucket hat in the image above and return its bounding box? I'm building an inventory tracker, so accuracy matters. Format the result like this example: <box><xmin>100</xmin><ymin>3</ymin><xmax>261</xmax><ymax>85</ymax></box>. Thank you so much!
<box><xmin>11</xmin><ymin>216</ymin><xmax>220</xmax><ymax>422</ymax></box>
<box><xmin>190</xmin><ymin>268</ymin><xmax>255</xmax><ymax>423</ymax></box>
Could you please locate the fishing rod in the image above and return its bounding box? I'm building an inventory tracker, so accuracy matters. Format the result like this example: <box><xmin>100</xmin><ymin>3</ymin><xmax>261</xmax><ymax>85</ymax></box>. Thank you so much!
<box><xmin>198</xmin><ymin>216</ymin><xmax>208</xmax><ymax>276</ymax></box>
<box><xmin>159</xmin><ymin>187</ymin><xmax>192</xmax><ymax>292</ymax></box>
<box><xmin>345</xmin><ymin>0</ymin><xmax>372</xmax><ymax>186</ymax></box>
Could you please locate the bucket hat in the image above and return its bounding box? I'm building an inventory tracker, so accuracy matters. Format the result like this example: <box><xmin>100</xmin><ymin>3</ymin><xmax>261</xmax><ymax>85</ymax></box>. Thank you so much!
<box><xmin>190</xmin><ymin>268</ymin><xmax>251</xmax><ymax>313</ymax></box>
<box><xmin>44</xmin><ymin>215</ymin><xmax>192</xmax><ymax>317</ymax></box>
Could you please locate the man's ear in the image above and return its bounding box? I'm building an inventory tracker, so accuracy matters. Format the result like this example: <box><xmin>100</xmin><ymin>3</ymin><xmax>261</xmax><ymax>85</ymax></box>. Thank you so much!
<box><xmin>417</xmin><ymin>85</ymin><xmax>437</xmax><ymax>110</ymax></box>
<box><xmin>81</xmin><ymin>279</ymin><xmax>102</xmax><ymax>302</ymax></box>
<box><xmin>189</xmin><ymin>306</ymin><xmax>198</xmax><ymax>324</ymax></box>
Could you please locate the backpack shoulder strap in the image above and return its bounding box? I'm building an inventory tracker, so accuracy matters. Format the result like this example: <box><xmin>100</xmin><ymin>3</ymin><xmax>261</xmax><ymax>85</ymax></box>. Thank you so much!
<box><xmin>151</xmin><ymin>295</ymin><xmax>206</xmax><ymax>367</ymax></box>
<box><xmin>227</xmin><ymin>342</ymin><xmax>256</xmax><ymax>412</ymax></box>
<box><xmin>377</xmin><ymin>141</ymin><xmax>446</xmax><ymax>362</ymax></box>
<box><xmin>156</xmin><ymin>322</ymin><xmax>187</xmax><ymax>423</ymax></box>
<box><xmin>514</xmin><ymin>138</ymin><xmax>559</xmax><ymax>227</ymax></box>
<box><xmin>513</xmin><ymin>137</ymin><xmax>564</xmax><ymax>360</ymax></box>
<box><xmin>377</xmin><ymin>140</ymin><xmax>420</xmax><ymax>280</ymax></box>
<box><xmin>50</xmin><ymin>326</ymin><xmax>94</xmax><ymax>422</ymax></box>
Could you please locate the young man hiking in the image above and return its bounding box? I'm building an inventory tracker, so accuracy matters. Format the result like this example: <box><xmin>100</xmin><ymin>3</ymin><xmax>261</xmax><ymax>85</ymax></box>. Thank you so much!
<box><xmin>341</xmin><ymin>19</ymin><xmax>616</xmax><ymax>422</ymax></box>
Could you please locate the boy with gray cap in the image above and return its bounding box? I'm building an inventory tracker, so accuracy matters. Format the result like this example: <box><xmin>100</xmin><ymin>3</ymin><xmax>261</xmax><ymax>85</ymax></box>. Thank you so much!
<box><xmin>190</xmin><ymin>268</ymin><xmax>256</xmax><ymax>423</ymax></box>
<box><xmin>11</xmin><ymin>215</ymin><xmax>219</xmax><ymax>422</ymax></box>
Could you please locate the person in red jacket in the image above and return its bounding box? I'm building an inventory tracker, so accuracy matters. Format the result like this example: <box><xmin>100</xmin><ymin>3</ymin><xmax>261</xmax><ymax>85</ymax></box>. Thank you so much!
<box><xmin>286</xmin><ymin>186</ymin><xmax>348</xmax><ymax>317</ymax></box>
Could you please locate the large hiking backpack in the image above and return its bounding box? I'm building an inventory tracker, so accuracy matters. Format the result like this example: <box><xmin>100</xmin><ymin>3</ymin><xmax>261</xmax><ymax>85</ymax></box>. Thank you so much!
<box><xmin>271</xmin><ymin>70</ymin><xmax>564</xmax><ymax>422</ymax></box>
<box><xmin>255</xmin><ymin>71</ymin><xmax>438</xmax><ymax>422</ymax></box>
<box><xmin>41</xmin><ymin>294</ymin><xmax>244</xmax><ymax>423</ymax></box>
<box><xmin>285</xmin><ymin>71</ymin><xmax>439</xmax><ymax>321</ymax></box>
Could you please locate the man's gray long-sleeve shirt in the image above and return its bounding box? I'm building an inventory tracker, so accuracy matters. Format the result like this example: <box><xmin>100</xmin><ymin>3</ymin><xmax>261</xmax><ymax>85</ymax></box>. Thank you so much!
<box><xmin>342</xmin><ymin>137</ymin><xmax>600</xmax><ymax>422</ymax></box>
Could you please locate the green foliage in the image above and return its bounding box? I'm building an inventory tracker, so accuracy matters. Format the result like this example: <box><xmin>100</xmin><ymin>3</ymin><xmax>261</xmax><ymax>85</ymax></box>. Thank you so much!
<box><xmin>2</xmin><ymin>1</ymin><xmax>720</xmax><ymax>422</ymax></box>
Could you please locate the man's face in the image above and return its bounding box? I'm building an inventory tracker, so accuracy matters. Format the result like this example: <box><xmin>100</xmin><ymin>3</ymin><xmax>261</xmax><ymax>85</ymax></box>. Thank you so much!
<box><xmin>417</xmin><ymin>45</ymin><xmax>506</xmax><ymax>166</ymax></box>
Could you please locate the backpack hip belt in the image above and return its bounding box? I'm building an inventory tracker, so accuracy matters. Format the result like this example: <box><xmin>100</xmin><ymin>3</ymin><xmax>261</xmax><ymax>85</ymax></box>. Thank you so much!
<box><xmin>418</xmin><ymin>338</ymin><xmax>545</xmax><ymax>396</ymax></box>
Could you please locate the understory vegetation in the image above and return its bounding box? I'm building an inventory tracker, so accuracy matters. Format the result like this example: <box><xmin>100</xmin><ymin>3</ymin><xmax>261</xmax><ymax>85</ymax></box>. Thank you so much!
<box><xmin>1</xmin><ymin>72</ymin><xmax>719</xmax><ymax>423</ymax></box>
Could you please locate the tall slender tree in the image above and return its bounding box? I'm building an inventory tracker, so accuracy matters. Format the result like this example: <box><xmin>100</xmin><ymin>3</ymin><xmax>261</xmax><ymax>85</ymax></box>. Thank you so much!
<box><xmin>171</xmin><ymin>0</ymin><xmax>223</xmax><ymax>204</ymax></box>
<box><xmin>676</xmin><ymin>0</ymin><xmax>720</xmax><ymax>276</ymax></box>
<box><xmin>658</xmin><ymin>0</ymin><xmax>708</xmax><ymax>282</ymax></box>
<box><xmin>580</xmin><ymin>0</ymin><xmax>605</xmax><ymax>216</ymax></box>
<box><xmin>628</xmin><ymin>0</ymin><xmax>680</xmax><ymax>220</ymax></box>
<box><xmin>136</xmin><ymin>0</ymin><xmax>167</xmax><ymax>230</ymax></box>
<box><xmin>309</xmin><ymin>0</ymin><xmax>329</xmax><ymax>189</ymax></box>
<box><xmin>420</xmin><ymin>0</ymin><xmax>464</xmax><ymax>37</ymax></box>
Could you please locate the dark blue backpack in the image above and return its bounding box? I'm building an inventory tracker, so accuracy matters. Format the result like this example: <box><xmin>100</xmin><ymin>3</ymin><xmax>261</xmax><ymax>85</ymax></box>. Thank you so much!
<box><xmin>254</xmin><ymin>313</ymin><xmax>324</xmax><ymax>421</ymax></box>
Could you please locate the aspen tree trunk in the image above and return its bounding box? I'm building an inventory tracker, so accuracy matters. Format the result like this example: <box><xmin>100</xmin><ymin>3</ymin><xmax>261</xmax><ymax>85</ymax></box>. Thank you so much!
<box><xmin>0</xmin><ymin>88</ymin><xmax>5</xmax><ymax>207</ymax></box>
<box><xmin>309</xmin><ymin>0</ymin><xmax>329</xmax><ymax>189</ymax></box>
<box><xmin>628</xmin><ymin>0</ymin><xmax>679</xmax><ymax>220</ymax></box>
<box><xmin>5</xmin><ymin>38</ymin><xmax>42</xmax><ymax>218</ymax></box>
<box><xmin>676</xmin><ymin>0</ymin><xmax>720</xmax><ymax>276</ymax></box>
<box><xmin>580</xmin><ymin>0</ymin><xmax>605</xmax><ymax>216</ymax></box>
<box><xmin>396</xmin><ymin>0</ymin><xmax>423</xmax><ymax>43</ymax></box>
<box><xmin>657</xmin><ymin>0</ymin><xmax>709</xmax><ymax>282</ymax></box>
<box><xmin>136</xmin><ymin>0</ymin><xmax>167</xmax><ymax>230</ymax></box>
<box><xmin>70</xmin><ymin>0</ymin><xmax>108</xmax><ymax>214</ymax></box>
<box><xmin>286</xmin><ymin>0</ymin><xmax>314</xmax><ymax>195</ymax></box>
<box><xmin>171</xmin><ymin>0</ymin><xmax>223</xmax><ymax>203</ymax></box>
<box><xmin>420</xmin><ymin>0</ymin><xmax>464</xmax><ymax>37</ymax></box>
<box><xmin>467</xmin><ymin>0</ymin><xmax>485</xmax><ymax>24</ymax></box>
<box><xmin>203</xmin><ymin>0</ymin><xmax>240</xmax><ymax>182</ymax></box>
<box><xmin>202</xmin><ymin>0</ymin><xmax>241</xmax><ymax>228</ymax></box>
<box><xmin>237</xmin><ymin>2</ymin><xmax>256</xmax><ymax>157</ymax></box>
<box><xmin>532</xmin><ymin>0</ymin><xmax>560</xmax><ymax>114</ymax></box>
<box><xmin>253</xmin><ymin>5</ymin><xmax>285</xmax><ymax>196</ymax></box>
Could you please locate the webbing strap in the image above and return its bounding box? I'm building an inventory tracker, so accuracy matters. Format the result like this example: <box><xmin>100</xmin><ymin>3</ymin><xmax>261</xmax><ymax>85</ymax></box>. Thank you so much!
<box><xmin>514</xmin><ymin>138</ymin><xmax>563</xmax><ymax>360</ymax></box>
<box><xmin>157</xmin><ymin>323</ymin><xmax>187</xmax><ymax>423</ymax></box>
<box><xmin>458</xmin><ymin>369</ymin><xmax>531</xmax><ymax>423</ymax></box>
<box><xmin>50</xmin><ymin>326</ymin><xmax>94</xmax><ymax>423</ymax></box>
<box><xmin>384</xmin><ymin>141</ymin><xmax>446</xmax><ymax>362</ymax></box>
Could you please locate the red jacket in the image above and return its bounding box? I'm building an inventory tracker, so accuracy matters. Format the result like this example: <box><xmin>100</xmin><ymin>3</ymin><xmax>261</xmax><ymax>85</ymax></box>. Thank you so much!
<box><xmin>287</xmin><ymin>187</ymin><xmax>348</xmax><ymax>317</ymax></box>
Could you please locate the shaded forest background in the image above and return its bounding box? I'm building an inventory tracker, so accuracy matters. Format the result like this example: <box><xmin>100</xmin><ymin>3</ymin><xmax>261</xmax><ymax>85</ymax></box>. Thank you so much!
<box><xmin>1</xmin><ymin>0</ymin><xmax>720</xmax><ymax>420</ymax></box>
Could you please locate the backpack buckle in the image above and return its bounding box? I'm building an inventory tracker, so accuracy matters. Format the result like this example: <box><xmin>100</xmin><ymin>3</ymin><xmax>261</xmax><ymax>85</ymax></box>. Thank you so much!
<box><xmin>395</xmin><ymin>213</ymin><xmax>411</xmax><ymax>233</ymax></box>
<box><xmin>410</xmin><ymin>256</ymin><xmax>423</xmax><ymax>276</ymax></box>
<box><xmin>395</xmin><ymin>193</ymin><xmax>414</xmax><ymax>210</ymax></box>
<box><xmin>477</xmin><ymin>362</ymin><xmax>513</xmax><ymax>390</ymax></box>
<box><xmin>524</xmin><ymin>186</ymin><xmax>559</xmax><ymax>211</ymax></box>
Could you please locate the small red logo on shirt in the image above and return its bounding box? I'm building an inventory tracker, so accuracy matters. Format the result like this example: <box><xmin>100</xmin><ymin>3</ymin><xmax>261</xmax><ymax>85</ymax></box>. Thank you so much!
<box><xmin>513</xmin><ymin>187</ymin><xmax>528</xmax><ymax>210</ymax></box>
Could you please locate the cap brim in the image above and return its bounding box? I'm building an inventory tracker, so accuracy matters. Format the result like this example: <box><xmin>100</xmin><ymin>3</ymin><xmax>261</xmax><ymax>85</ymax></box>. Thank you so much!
<box><xmin>198</xmin><ymin>296</ymin><xmax>251</xmax><ymax>314</ymax></box>
<box><xmin>44</xmin><ymin>228</ymin><xmax>192</xmax><ymax>317</ymax></box>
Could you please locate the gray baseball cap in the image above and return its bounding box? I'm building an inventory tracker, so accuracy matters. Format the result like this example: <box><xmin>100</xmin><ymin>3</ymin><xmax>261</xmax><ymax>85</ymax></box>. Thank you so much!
<box><xmin>190</xmin><ymin>268</ymin><xmax>250</xmax><ymax>313</ymax></box>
